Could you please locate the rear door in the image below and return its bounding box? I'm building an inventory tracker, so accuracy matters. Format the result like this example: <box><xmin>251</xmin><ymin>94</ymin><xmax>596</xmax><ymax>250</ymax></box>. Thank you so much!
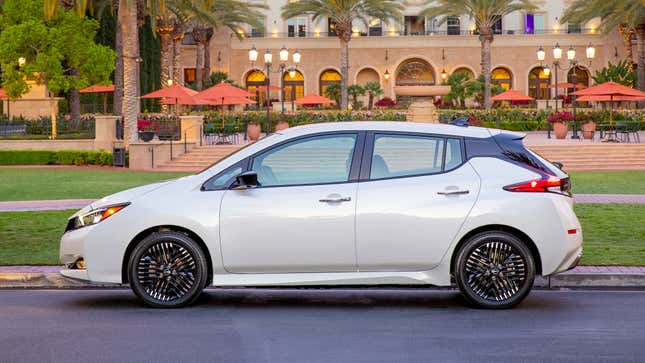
<box><xmin>355</xmin><ymin>132</ymin><xmax>480</xmax><ymax>271</ymax></box>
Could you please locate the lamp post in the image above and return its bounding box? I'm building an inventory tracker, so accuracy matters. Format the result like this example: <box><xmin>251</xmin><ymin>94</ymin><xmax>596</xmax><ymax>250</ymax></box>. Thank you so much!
<box><xmin>249</xmin><ymin>46</ymin><xmax>301</xmax><ymax>135</ymax></box>
<box><xmin>537</xmin><ymin>43</ymin><xmax>595</xmax><ymax>139</ymax></box>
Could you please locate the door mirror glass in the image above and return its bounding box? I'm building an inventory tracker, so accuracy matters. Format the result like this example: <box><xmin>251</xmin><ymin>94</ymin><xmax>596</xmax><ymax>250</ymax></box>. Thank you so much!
<box><xmin>234</xmin><ymin>171</ymin><xmax>258</xmax><ymax>189</ymax></box>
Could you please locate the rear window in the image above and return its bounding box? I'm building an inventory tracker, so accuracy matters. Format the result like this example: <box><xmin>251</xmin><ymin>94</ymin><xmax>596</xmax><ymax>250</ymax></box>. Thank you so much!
<box><xmin>493</xmin><ymin>134</ymin><xmax>555</xmax><ymax>175</ymax></box>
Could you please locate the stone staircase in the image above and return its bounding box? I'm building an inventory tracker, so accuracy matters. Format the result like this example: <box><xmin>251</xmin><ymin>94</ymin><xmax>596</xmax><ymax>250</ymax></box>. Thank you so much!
<box><xmin>154</xmin><ymin>145</ymin><xmax>243</xmax><ymax>172</ymax></box>
<box><xmin>153</xmin><ymin>142</ymin><xmax>645</xmax><ymax>173</ymax></box>
<box><xmin>528</xmin><ymin>144</ymin><xmax>645</xmax><ymax>171</ymax></box>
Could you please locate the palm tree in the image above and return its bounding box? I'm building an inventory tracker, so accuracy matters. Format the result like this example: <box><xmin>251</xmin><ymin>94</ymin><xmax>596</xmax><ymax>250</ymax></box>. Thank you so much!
<box><xmin>119</xmin><ymin>0</ymin><xmax>139</xmax><ymax>145</ymax></box>
<box><xmin>347</xmin><ymin>84</ymin><xmax>365</xmax><ymax>109</ymax></box>
<box><xmin>182</xmin><ymin>0</ymin><xmax>266</xmax><ymax>90</ymax></box>
<box><xmin>282</xmin><ymin>0</ymin><xmax>403</xmax><ymax>110</ymax></box>
<box><xmin>324</xmin><ymin>83</ymin><xmax>342</xmax><ymax>107</ymax></box>
<box><xmin>421</xmin><ymin>0</ymin><xmax>535</xmax><ymax>110</ymax></box>
<box><xmin>445</xmin><ymin>71</ymin><xmax>472</xmax><ymax>109</ymax></box>
<box><xmin>363</xmin><ymin>81</ymin><xmax>383</xmax><ymax>110</ymax></box>
<box><xmin>562</xmin><ymin>0</ymin><xmax>645</xmax><ymax>93</ymax></box>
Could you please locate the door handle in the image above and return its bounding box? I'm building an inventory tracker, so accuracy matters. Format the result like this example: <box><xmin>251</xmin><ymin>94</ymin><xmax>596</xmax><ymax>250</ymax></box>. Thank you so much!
<box><xmin>319</xmin><ymin>196</ymin><xmax>352</xmax><ymax>203</ymax></box>
<box><xmin>437</xmin><ymin>190</ymin><xmax>469</xmax><ymax>196</ymax></box>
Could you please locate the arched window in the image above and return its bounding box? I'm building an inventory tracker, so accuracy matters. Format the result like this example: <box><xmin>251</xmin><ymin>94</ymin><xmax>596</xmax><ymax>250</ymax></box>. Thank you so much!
<box><xmin>491</xmin><ymin>67</ymin><xmax>512</xmax><ymax>90</ymax></box>
<box><xmin>319</xmin><ymin>69</ymin><xmax>341</xmax><ymax>97</ymax></box>
<box><xmin>395</xmin><ymin>58</ymin><xmax>435</xmax><ymax>86</ymax></box>
<box><xmin>528</xmin><ymin>67</ymin><xmax>551</xmax><ymax>99</ymax></box>
<box><xmin>568</xmin><ymin>67</ymin><xmax>589</xmax><ymax>93</ymax></box>
<box><xmin>283</xmin><ymin>70</ymin><xmax>305</xmax><ymax>102</ymax></box>
<box><xmin>452</xmin><ymin>67</ymin><xmax>475</xmax><ymax>79</ymax></box>
<box><xmin>246</xmin><ymin>70</ymin><xmax>267</xmax><ymax>105</ymax></box>
<box><xmin>356</xmin><ymin>68</ymin><xmax>380</xmax><ymax>86</ymax></box>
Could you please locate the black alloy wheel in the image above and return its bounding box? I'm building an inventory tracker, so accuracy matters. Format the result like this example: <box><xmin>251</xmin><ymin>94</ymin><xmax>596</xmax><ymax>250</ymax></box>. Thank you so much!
<box><xmin>454</xmin><ymin>231</ymin><xmax>535</xmax><ymax>309</ymax></box>
<box><xmin>128</xmin><ymin>231</ymin><xmax>208</xmax><ymax>308</ymax></box>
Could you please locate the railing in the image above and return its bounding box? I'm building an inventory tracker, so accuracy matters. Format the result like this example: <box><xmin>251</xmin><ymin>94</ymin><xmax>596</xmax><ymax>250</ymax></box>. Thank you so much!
<box><xmin>0</xmin><ymin>117</ymin><xmax>96</xmax><ymax>139</ymax></box>
<box><xmin>137</xmin><ymin>117</ymin><xmax>181</xmax><ymax>142</ymax></box>
<box><xmin>235</xmin><ymin>28</ymin><xmax>601</xmax><ymax>39</ymax></box>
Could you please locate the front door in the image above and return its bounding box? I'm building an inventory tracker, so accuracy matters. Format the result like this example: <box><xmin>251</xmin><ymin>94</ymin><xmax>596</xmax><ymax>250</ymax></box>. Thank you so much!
<box><xmin>356</xmin><ymin>133</ymin><xmax>480</xmax><ymax>271</ymax></box>
<box><xmin>220</xmin><ymin>133</ymin><xmax>361</xmax><ymax>273</ymax></box>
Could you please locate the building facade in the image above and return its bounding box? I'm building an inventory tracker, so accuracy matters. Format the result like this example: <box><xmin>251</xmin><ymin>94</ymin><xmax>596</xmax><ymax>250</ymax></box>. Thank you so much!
<box><xmin>179</xmin><ymin>0</ymin><xmax>626</xmax><ymax>105</ymax></box>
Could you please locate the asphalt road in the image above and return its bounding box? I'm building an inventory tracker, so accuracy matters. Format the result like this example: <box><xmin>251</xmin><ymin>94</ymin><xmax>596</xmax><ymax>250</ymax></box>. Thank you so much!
<box><xmin>1</xmin><ymin>288</ymin><xmax>644</xmax><ymax>363</ymax></box>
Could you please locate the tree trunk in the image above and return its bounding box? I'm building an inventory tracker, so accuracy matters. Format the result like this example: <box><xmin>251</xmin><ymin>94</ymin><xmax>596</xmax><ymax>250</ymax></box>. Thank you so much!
<box><xmin>113</xmin><ymin>2</ymin><xmax>123</xmax><ymax>116</ymax></box>
<box><xmin>636</xmin><ymin>26</ymin><xmax>645</xmax><ymax>93</ymax></box>
<box><xmin>195</xmin><ymin>43</ymin><xmax>204</xmax><ymax>90</ymax></box>
<box><xmin>479</xmin><ymin>32</ymin><xmax>493</xmax><ymax>111</ymax></box>
<box><xmin>119</xmin><ymin>0</ymin><xmax>140</xmax><ymax>147</ymax></box>
<box><xmin>339</xmin><ymin>39</ymin><xmax>349</xmax><ymax>110</ymax></box>
<box><xmin>172</xmin><ymin>35</ymin><xmax>183</xmax><ymax>85</ymax></box>
<box><xmin>159</xmin><ymin>31</ymin><xmax>172</xmax><ymax>87</ymax></box>
<box><xmin>368</xmin><ymin>94</ymin><xmax>373</xmax><ymax>110</ymax></box>
<box><xmin>620</xmin><ymin>25</ymin><xmax>635</xmax><ymax>70</ymax></box>
<box><xmin>204</xmin><ymin>28</ymin><xmax>213</xmax><ymax>82</ymax></box>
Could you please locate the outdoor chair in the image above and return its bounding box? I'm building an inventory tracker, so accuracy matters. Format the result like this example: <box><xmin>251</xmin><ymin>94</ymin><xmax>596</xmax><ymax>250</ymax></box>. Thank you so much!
<box><xmin>618</xmin><ymin>122</ymin><xmax>641</xmax><ymax>143</ymax></box>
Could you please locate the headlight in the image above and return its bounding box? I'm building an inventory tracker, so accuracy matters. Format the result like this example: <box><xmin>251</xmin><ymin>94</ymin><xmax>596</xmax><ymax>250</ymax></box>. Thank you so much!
<box><xmin>65</xmin><ymin>203</ymin><xmax>130</xmax><ymax>232</ymax></box>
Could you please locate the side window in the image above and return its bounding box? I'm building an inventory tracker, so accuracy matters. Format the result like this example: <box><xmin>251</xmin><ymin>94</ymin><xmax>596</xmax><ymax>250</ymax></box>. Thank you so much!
<box><xmin>445</xmin><ymin>138</ymin><xmax>463</xmax><ymax>171</ymax></box>
<box><xmin>203</xmin><ymin>164</ymin><xmax>243</xmax><ymax>190</ymax></box>
<box><xmin>252</xmin><ymin>134</ymin><xmax>357</xmax><ymax>187</ymax></box>
<box><xmin>371</xmin><ymin>134</ymin><xmax>444</xmax><ymax>180</ymax></box>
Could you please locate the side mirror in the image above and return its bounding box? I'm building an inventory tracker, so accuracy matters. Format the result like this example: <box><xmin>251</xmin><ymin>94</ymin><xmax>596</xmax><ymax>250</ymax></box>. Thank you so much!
<box><xmin>233</xmin><ymin>171</ymin><xmax>258</xmax><ymax>189</ymax></box>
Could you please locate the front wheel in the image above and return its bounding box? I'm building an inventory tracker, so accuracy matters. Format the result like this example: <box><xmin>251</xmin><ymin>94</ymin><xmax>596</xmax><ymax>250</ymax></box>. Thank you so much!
<box><xmin>454</xmin><ymin>231</ymin><xmax>535</xmax><ymax>309</ymax></box>
<box><xmin>128</xmin><ymin>231</ymin><xmax>208</xmax><ymax>308</ymax></box>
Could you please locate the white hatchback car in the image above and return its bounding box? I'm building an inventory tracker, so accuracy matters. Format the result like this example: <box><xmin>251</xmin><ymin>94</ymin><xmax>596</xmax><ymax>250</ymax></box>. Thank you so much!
<box><xmin>60</xmin><ymin>122</ymin><xmax>582</xmax><ymax>309</ymax></box>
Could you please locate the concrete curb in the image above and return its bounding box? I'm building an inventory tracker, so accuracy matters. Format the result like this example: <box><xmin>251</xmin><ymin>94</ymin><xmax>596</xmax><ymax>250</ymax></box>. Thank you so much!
<box><xmin>0</xmin><ymin>271</ymin><xmax>644</xmax><ymax>289</ymax></box>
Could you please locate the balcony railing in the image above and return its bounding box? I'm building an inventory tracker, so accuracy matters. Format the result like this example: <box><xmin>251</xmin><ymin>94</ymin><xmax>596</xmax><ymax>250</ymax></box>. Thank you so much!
<box><xmin>234</xmin><ymin>28</ymin><xmax>600</xmax><ymax>39</ymax></box>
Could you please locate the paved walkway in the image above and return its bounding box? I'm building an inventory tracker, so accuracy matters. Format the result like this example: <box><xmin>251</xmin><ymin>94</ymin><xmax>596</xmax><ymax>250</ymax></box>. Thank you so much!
<box><xmin>1</xmin><ymin>194</ymin><xmax>644</xmax><ymax>212</ymax></box>
<box><xmin>0</xmin><ymin>199</ymin><xmax>95</xmax><ymax>212</ymax></box>
<box><xmin>523</xmin><ymin>131</ymin><xmax>645</xmax><ymax>146</ymax></box>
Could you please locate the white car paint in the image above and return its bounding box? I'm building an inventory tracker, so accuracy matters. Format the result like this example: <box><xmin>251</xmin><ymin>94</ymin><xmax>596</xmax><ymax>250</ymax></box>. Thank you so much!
<box><xmin>60</xmin><ymin>122</ymin><xmax>582</xmax><ymax>290</ymax></box>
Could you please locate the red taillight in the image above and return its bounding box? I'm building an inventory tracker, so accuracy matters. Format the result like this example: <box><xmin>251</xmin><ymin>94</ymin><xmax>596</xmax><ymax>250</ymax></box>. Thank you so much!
<box><xmin>504</xmin><ymin>175</ymin><xmax>569</xmax><ymax>195</ymax></box>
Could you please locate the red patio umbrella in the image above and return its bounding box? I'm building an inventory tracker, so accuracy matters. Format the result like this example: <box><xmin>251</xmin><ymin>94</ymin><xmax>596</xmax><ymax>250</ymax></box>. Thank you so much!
<box><xmin>547</xmin><ymin>83</ymin><xmax>581</xmax><ymax>89</ymax></box>
<box><xmin>294</xmin><ymin>93</ymin><xmax>334</xmax><ymax>105</ymax></box>
<box><xmin>141</xmin><ymin>84</ymin><xmax>199</xmax><ymax>106</ymax></box>
<box><xmin>192</xmin><ymin>94</ymin><xmax>255</xmax><ymax>127</ymax></box>
<box><xmin>571</xmin><ymin>81</ymin><xmax>645</xmax><ymax>128</ymax></box>
<box><xmin>0</xmin><ymin>88</ymin><xmax>7</xmax><ymax>99</ymax></box>
<box><xmin>255</xmin><ymin>85</ymin><xmax>283</xmax><ymax>92</ymax></box>
<box><xmin>79</xmin><ymin>84</ymin><xmax>115</xmax><ymax>113</ymax></box>
<box><xmin>576</xmin><ymin>95</ymin><xmax>645</xmax><ymax>102</ymax></box>
<box><xmin>491</xmin><ymin>89</ymin><xmax>534</xmax><ymax>102</ymax></box>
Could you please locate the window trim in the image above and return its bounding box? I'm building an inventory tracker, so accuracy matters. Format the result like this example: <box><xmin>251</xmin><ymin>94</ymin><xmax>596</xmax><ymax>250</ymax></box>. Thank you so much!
<box><xmin>201</xmin><ymin>159</ymin><xmax>250</xmax><ymax>191</ymax></box>
<box><xmin>360</xmin><ymin>131</ymin><xmax>466</xmax><ymax>182</ymax></box>
<box><xmin>240</xmin><ymin>131</ymin><xmax>366</xmax><ymax>189</ymax></box>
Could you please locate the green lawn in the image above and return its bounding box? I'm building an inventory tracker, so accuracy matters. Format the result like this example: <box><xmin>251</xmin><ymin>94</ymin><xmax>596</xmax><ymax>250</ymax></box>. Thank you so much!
<box><xmin>568</xmin><ymin>171</ymin><xmax>645</xmax><ymax>195</ymax></box>
<box><xmin>0</xmin><ymin>168</ymin><xmax>189</xmax><ymax>201</ymax></box>
<box><xmin>0</xmin><ymin>168</ymin><xmax>642</xmax><ymax>202</ymax></box>
<box><xmin>0</xmin><ymin>204</ymin><xmax>643</xmax><ymax>266</ymax></box>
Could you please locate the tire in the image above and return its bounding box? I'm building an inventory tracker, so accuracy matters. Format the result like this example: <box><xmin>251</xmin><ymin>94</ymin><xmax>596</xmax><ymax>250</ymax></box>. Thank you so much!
<box><xmin>454</xmin><ymin>231</ymin><xmax>535</xmax><ymax>309</ymax></box>
<box><xmin>128</xmin><ymin>231</ymin><xmax>208</xmax><ymax>308</ymax></box>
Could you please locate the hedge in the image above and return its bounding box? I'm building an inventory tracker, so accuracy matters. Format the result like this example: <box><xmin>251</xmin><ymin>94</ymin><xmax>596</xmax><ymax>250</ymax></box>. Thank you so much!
<box><xmin>0</xmin><ymin>150</ymin><xmax>113</xmax><ymax>166</ymax></box>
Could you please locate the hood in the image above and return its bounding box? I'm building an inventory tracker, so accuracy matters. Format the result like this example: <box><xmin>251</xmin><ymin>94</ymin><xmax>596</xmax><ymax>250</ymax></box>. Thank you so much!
<box><xmin>68</xmin><ymin>178</ymin><xmax>180</xmax><ymax>219</ymax></box>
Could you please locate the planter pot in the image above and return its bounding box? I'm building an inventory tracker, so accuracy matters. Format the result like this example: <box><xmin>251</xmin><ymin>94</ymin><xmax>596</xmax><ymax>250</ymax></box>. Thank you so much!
<box><xmin>582</xmin><ymin>121</ymin><xmax>596</xmax><ymax>140</ymax></box>
<box><xmin>553</xmin><ymin>122</ymin><xmax>568</xmax><ymax>139</ymax></box>
<box><xmin>138</xmin><ymin>131</ymin><xmax>155</xmax><ymax>142</ymax></box>
<box><xmin>275</xmin><ymin>120</ymin><xmax>290</xmax><ymax>131</ymax></box>
<box><xmin>247</xmin><ymin>123</ymin><xmax>261</xmax><ymax>141</ymax></box>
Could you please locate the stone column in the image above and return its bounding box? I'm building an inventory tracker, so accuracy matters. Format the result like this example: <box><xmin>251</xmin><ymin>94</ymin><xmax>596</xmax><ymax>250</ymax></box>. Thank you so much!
<box><xmin>94</xmin><ymin>115</ymin><xmax>121</xmax><ymax>151</ymax></box>
<box><xmin>180</xmin><ymin>115</ymin><xmax>204</xmax><ymax>144</ymax></box>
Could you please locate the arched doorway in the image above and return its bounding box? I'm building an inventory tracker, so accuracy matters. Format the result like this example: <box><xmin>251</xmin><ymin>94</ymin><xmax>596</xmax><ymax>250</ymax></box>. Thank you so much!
<box><xmin>491</xmin><ymin>67</ymin><xmax>513</xmax><ymax>90</ymax></box>
<box><xmin>319</xmin><ymin>69</ymin><xmax>341</xmax><ymax>97</ymax></box>
<box><xmin>568</xmin><ymin>67</ymin><xmax>589</xmax><ymax>92</ymax></box>
<box><xmin>452</xmin><ymin>67</ymin><xmax>475</xmax><ymax>79</ymax></box>
<box><xmin>356</xmin><ymin>68</ymin><xmax>380</xmax><ymax>86</ymax></box>
<box><xmin>528</xmin><ymin>67</ymin><xmax>551</xmax><ymax>99</ymax></box>
<box><xmin>283</xmin><ymin>70</ymin><xmax>305</xmax><ymax>103</ymax></box>
<box><xmin>395</xmin><ymin>58</ymin><xmax>435</xmax><ymax>86</ymax></box>
<box><xmin>245</xmin><ymin>70</ymin><xmax>267</xmax><ymax>106</ymax></box>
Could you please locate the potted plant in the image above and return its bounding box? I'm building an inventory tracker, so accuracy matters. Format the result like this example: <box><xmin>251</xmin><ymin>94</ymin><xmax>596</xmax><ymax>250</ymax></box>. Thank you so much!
<box><xmin>275</xmin><ymin>118</ymin><xmax>290</xmax><ymax>131</ymax></box>
<box><xmin>579</xmin><ymin>113</ymin><xmax>596</xmax><ymax>140</ymax></box>
<box><xmin>548</xmin><ymin>111</ymin><xmax>572</xmax><ymax>139</ymax></box>
<box><xmin>137</xmin><ymin>119</ymin><xmax>155</xmax><ymax>142</ymax></box>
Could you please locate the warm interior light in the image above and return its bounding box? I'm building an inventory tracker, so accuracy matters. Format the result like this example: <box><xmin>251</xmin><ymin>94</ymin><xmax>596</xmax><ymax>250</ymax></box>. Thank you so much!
<box><xmin>289</xmin><ymin>68</ymin><xmax>296</xmax><ymax>78</ymax></box>
<box><xmin>543</xmin><ymin>66</ymin><xmax>551</xmax><ymax>76</ymax></box>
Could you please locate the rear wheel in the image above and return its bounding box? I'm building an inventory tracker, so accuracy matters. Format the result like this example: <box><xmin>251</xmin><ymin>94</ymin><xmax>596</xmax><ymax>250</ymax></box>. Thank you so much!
<box><xmin>454</xmin><ymin>231</ymin><xmax>535</xmax><ymax>309</ymax></box>
<box><xmin>128</xmin><ymin>231</ymin><xmax>208</xmax><ymax>308</ymax></box>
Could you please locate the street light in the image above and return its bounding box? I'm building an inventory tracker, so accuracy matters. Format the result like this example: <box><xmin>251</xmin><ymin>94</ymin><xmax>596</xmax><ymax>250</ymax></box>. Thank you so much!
<box><xmin>249</xmin><ymin>46</ymin><xmax>302</xmax><ymax>135</ymax></box>
<box><xmin>537</xmin><ymin>42</ymin><xmax>595</xmax><ymax>139</ymax></box>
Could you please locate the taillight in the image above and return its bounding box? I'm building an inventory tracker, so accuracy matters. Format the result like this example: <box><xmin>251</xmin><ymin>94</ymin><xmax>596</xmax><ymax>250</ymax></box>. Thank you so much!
<box><xmin>504</xmin><ymin>175</ymin><xmax>571</xmax><ymax>196</ymax></box>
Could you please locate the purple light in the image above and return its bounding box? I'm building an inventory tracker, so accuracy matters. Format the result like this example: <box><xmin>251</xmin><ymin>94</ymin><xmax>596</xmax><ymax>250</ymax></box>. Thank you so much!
<box><xmin>525</xmin><ymin>14</ymin><xmax>534</xmax><ymax>34</ymax></box>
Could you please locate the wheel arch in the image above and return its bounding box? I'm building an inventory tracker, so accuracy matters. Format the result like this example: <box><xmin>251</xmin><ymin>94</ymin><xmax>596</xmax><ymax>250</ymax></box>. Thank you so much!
<box><xmin>121</xmin><ymin>225</ymin><xmax>214</xmax><ymax>285</ymax></box>
<box><xmin>450</xmin><ymin>224</ymin><xmax>542</xmax><ymax>276</ymax></box>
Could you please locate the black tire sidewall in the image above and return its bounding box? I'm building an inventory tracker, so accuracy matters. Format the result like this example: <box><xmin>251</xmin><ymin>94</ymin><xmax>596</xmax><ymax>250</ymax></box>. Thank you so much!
<box><xmin>455</xmin><ymin>231</ymin><xmax>535</xmax><ymax>309</ymax></box>
<box><xmin>128</xmin><ymin>231</ymin><xmax>208</xmax><ymax>308</ymax></box>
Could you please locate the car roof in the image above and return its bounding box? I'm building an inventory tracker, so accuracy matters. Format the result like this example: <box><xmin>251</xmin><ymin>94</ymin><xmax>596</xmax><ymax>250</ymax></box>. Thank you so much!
<box><xmin>275</xmin><ymin>121</ymin><xmax>504</xmax><ymax>139</ymax></box>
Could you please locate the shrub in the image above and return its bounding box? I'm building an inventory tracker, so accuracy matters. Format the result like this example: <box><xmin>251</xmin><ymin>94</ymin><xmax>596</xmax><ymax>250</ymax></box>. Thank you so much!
<box><xmin>0</xmin><ymin>150</ymin><xmax>112</xmax><ymax>166</ymax></box>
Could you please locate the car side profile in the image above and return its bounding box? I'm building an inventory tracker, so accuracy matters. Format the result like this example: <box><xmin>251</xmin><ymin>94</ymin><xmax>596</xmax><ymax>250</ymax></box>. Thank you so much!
<box><xmin>60</xmin><ymin>122</ymin><xmax>582</xmax><ymax>309</ymax></box>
